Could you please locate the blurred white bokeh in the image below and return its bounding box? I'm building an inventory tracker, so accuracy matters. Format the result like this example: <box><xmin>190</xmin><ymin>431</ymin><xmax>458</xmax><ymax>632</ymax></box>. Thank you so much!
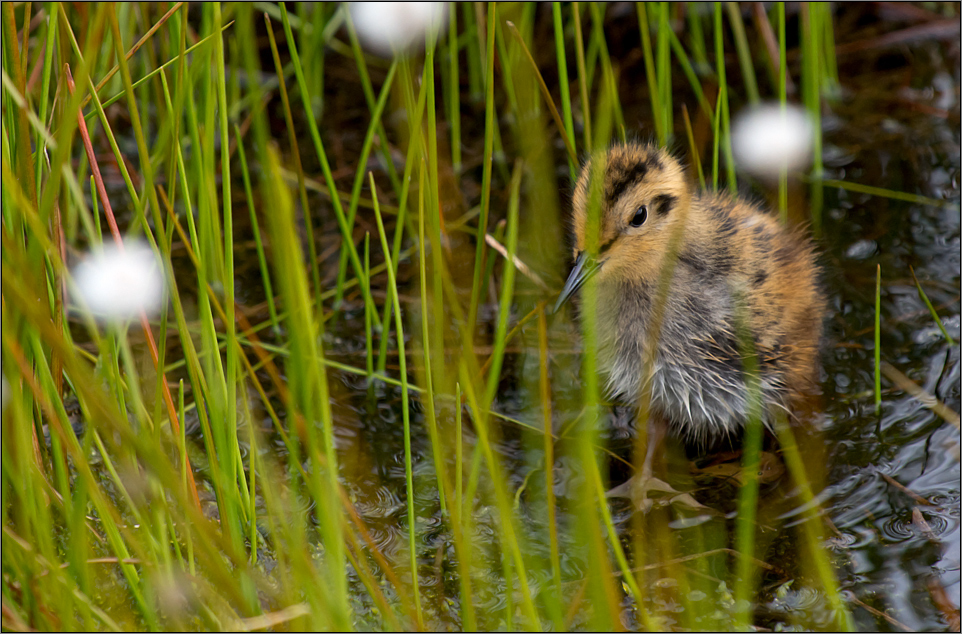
<box><xmin>73</xmin><ymin>241</ymin><xmax>165</xmax><ymax>321</ymax></box>
<box><xmin>350</xmin><ymin>2</ymin><xmax>447</xmax><ymax>57</ymax></box>
<box><xmin>732</xmin><ymin>103</ymin><xmax>814</xmax><ymax>180</ymax></box>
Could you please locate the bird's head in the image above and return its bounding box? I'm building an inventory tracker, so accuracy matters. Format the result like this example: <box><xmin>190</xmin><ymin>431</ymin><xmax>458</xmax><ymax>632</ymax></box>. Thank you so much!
<box><xmin>555</xmin><ymin>143</ymin><xmax>692</xmax><ymax>311</ymax></box>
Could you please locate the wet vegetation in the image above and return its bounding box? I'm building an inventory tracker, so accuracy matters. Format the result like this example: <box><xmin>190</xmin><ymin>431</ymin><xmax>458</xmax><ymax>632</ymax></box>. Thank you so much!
<box><xmin>2</xmin><ymin>2</ymin><xmax>960</xmax><ymax>631</ymax></box>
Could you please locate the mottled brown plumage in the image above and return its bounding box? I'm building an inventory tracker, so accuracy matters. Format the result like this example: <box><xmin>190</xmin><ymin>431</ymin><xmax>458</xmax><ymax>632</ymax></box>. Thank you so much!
<box><xmin>557</xmin><ymin>142</ymin><xmax>825</xmax><ymax>443</ymax></box>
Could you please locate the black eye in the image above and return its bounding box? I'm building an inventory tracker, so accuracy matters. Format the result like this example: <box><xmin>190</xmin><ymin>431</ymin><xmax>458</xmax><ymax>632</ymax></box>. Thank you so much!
<box><xmin>630</xmin><ymin>205</ymin><xmax>648</xmax><ymax>227</ymax></box>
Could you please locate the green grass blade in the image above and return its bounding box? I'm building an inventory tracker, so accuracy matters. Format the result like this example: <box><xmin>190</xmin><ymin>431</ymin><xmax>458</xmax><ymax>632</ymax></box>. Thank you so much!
<box><xmin>235</xmin><ymin>126</ymin><xmax>281</xmax><ymax>335</ymax></box>
<box><xmin>910</xmin><ymin>267</ymin><xmax>956</xmax><ymax>345</ymax></box>
<box><xmin>467</xmin><ymin>1</ymin><xmax>499</xmax><ymax>333</ymax></box>
<box><xmin>726</xmin><ymin>1</ymin><xmax>760</xmax><ymax>104</ymax></box>
<box><xmin>370</xmin><ymin>172</ymin><xmax>424</xmax><ymax>629</ymax></box>
<box><xmin>572</xmin><ymin>2</ymin><xmax>592</xmax><ymax>150</ymax></box>
<box><xmin>553</xmin><ymin>2</ymin><xmax>578</xmax><ymax>178</ymax></box>
<box><xmin>277</xmin><ymin>3</ymin><xmax>379</xmax><ymax>329</ymax></box>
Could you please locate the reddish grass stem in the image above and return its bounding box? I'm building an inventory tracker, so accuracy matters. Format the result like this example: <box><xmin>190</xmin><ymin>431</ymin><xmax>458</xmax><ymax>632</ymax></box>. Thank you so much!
<box><xmin>65</xmin><ymin>64</ymin><xmax>202</xmax><ymax>512</ymax></box>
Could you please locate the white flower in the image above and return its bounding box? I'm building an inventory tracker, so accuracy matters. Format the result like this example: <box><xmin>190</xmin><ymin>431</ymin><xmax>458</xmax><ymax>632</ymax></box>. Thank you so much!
<box><xmin>72</xmin><ymin>241</ymin><xmax>165</xmax><ymax>321</ymax></box>
<box><xmin>350</xmin><ymin>2</ymin><xmax>447</xmax><ymax>57</ymax></box>
<box><xmin>732</xmin><ymin>103</ymin><xmax>814</xmax><ymax>180</ymax></box>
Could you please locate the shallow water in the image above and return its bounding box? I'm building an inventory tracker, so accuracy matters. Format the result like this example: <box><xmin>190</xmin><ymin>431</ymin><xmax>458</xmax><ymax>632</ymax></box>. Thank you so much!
<box><xmin>815</xmin><ymin>45</ymin><xmax>960</xmax><ymax>630</ymax></box>
<box><xmin>197</xmin><ymin>9</ymin><xmax>961</xmax><ymax>631</ymax></box>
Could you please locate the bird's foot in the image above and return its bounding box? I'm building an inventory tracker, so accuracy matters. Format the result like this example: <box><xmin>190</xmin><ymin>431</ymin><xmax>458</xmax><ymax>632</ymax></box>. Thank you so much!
<box><xmin>607</xmin><ymin>472</ymin><xmax>710</xmax><ymax>514</ymax></box>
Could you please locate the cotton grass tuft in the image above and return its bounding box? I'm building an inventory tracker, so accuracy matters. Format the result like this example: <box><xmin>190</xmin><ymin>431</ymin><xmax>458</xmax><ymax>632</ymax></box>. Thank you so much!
<box><xmin>350</xmin><ymin>2</ymin><xmax>447</xmax><ymax>57</ymax></box>
<box><xmin>72</xmin><ymin>242</ymin><xmax>166</xmax><ymax>321</ymax></box>
<box><xmin>732</xmin><ymin>103</ymin><xmax>814</xmax><ymax>180</ymax></box>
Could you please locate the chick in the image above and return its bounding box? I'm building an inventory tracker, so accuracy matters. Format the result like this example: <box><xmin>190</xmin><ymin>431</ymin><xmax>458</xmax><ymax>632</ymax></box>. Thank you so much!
<box><xmin>556</xmin><ymin>142</ymin><xmax>825</xmax><ymax>453</ymax></box>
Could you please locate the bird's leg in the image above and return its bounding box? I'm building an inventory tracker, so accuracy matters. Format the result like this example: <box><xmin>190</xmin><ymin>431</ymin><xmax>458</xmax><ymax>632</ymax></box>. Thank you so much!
<box><xmin>640</xmin><ymin>413</ymin><xmax>669</xmax><ymax>485</ymax></box>
<box><xmin>621</xmin><ymin>414</ymin><xmax>671</xmax><ymax>510</ymax></box>
<box><xmin>607</xmin><ymin>414</ymin><xmax>696</xmax><ymax>512</ymax></box>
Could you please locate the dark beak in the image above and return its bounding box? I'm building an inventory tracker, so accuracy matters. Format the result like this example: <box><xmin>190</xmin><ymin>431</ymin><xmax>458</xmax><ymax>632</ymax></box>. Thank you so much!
<box><xmin>553</xmin><ymin>251</ymin><xmax>600</xmax><ymax>313</ymax></box>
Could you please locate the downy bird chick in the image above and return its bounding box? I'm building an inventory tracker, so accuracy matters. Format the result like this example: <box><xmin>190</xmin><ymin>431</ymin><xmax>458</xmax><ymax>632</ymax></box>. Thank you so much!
<box><xmin>555</xmin><ymin>143</ymin><xmax>824</xmax><ymax>460</ymax></box>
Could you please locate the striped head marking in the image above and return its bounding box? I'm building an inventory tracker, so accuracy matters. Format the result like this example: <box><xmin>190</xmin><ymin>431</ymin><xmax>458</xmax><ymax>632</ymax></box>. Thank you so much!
<box><xmin>567</xmin><ymin>143</ymin><xmax>692</xmax><ymax>284</ymax></box>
